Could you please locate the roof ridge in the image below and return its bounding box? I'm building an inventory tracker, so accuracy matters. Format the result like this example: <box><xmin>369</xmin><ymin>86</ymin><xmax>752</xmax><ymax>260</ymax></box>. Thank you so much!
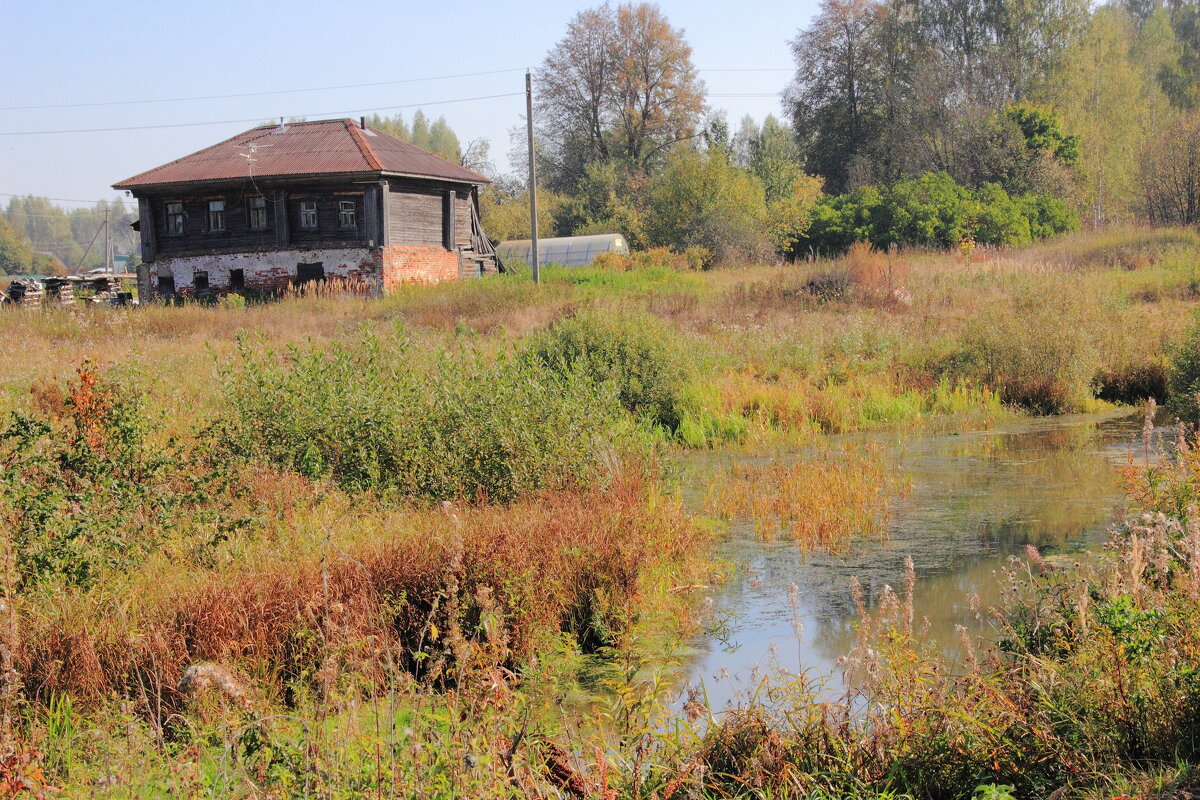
<box><xmin>345</xmin><ymin>119</ymin><xmax>383</xmax><ymax>171</ymax></box>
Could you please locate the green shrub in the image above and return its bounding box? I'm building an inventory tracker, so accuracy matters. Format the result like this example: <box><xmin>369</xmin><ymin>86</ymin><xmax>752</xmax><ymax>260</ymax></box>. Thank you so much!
<box><xmin>799</xmin><ymin>173</ymin><xmax>1079</xmax><ymax>255</ymax></box>
<box><xmin>0</xmin><ymin>366</ymin><xmax>245</xmax><ymax>590</ymax></box>
<box><xmin>220</xmin><ymin>326</ymin><xmax>631</xmax><ymax>501</ymax></box>
<box><xmin>523</xmin><ymin>309</ymin><xmax>692</xmax><ymax>432</ymax></box>
<box><xmin>974</xmin><ymin>184</ymin><xmax>1033</xmax><ymax>246</ymax></box>
<box><xmin>1167</xmin><ymin>315</ymin><xmax>1200</xmax><ymax>422</ymax></box>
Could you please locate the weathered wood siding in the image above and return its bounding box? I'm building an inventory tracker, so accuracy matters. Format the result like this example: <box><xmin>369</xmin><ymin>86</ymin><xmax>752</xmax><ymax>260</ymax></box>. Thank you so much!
<box><xmin>387</xmin><ymin>188</ymin><xmax>444</xmax><ymax>247</ymax></box>
<box><xmin>455</xmin><ymin>191</ymin><xmax>472</xmax><ymax>250</ymax></box>
<box><xmin>149</xmin><ymin>188</ymin><xmax>368</xmax><ymax>257</ymax></box>
<box><xmin>153</xmin><ymin>195</ymin><xmax>277</xmax><ymax>256</ymax></box>
<box><xmin>289</xmin><ymin>193</ymin><xmax>365</xmax><ymax>247</ymax></box>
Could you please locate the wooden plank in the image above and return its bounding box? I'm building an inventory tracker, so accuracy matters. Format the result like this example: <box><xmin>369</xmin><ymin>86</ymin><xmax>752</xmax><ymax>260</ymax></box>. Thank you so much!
<box><xmin>379</xmin><ymin>180</ymin><xmax>390</xmax><ymax>246</ymax></box>
<box><xmin>365</xmin><ymin>185</ymin><xmax>380</xmax><ymax>248</ymax></box>
<box><xmin>275</xmin><ymin>191</ymin><xmax>289</xmax><ymax>248</ymax></box>
<box><xmin>137</xmin><ymin>197</ymin><xmax>156</xmax><ymax>263</ymax></box>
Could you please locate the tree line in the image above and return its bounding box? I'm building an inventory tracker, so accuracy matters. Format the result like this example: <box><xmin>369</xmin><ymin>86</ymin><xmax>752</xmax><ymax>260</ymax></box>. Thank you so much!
<box><xmin>480</xmin><ymin>0</ymin><xmax>1200</xmax><ymax>263</ymax></box>
<box><xmin>11</xmin><ymin>0</ymin><xmax>1200</xmax><ymax>271</ymax></box>
<box><xmin>1</xmin><ymin>198</ymin><xmax>138</xmax><ymax>277</ymax></box>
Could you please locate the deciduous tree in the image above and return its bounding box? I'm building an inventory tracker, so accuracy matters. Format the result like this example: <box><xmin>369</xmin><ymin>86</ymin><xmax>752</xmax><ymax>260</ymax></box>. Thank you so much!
<box><xmin>535</xmin><ymin>3</ymin><xmax>705</xmax><ymax>191</ymax></box>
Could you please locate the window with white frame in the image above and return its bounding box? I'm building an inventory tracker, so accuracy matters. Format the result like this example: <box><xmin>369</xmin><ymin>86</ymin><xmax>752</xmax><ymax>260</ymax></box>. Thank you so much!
<box><xmin>165</xmin><ymin>202</ymin><xmax>184</xmax><ymax>235</ymax></box>
<box><xmin>338</xmin><ymin>199</ymin><xmax>357</xmax><ymax>229</ymax></box>
<box><xmin>299</xmin><ymin>200</ymin><xmax>318</xmax><ymax>229</ymax></box>
<box><xmin>207</xmin><ymin>199</ymin><xmax>226</xmax><ymax>232</ymax></box>
<box><xmin>248</xmin><ymin>196</ymin><xmax>268</xmax><ymax>230</ymax></box>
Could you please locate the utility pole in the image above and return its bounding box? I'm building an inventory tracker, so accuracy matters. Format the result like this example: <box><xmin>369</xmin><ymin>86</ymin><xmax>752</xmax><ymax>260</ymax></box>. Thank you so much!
<box><xmin>104</xmin><ymin>207</ymin><xmax>112</xmax><ymax>274</ymax></box>
<box><xmin>525</xmin><ymin>70</ymin><xmax>540</xmax><ymax>285</ymax></box>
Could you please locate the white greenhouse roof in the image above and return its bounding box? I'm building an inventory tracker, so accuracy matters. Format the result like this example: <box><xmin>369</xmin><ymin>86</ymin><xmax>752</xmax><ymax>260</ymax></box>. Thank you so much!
<box><xmin>496</xmin><ymin>233</ymin><xmax>630</xmax><ymax>267</ymax></box>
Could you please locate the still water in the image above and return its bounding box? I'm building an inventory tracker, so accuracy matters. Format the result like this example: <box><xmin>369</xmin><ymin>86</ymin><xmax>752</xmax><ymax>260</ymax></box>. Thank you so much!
<box><xmin>675</xmin><ymin>411</ymin><xmax>1153</xmax><ymax>711</ymax></box>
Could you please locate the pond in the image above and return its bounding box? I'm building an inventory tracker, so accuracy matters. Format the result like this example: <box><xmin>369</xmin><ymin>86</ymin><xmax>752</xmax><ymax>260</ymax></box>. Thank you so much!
<box><xmin>674</xmin><ymin>410</ymin><xmax>1156</xmax><ymax>712</ymax></box>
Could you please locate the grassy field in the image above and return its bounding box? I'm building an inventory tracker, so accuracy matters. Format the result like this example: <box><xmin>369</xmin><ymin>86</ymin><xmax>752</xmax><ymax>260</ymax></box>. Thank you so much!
<box><xmin>3</xmin><ymin>227</ymin><xmax>1200</xmax><ymax>797</ymax></box>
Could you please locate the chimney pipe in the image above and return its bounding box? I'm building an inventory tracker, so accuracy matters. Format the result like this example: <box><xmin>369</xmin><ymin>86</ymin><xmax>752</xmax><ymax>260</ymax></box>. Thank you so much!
<box><xmin>360</xmin><ymin>116</ymin><xmax>366</xmax><ymax>130</ymax></box>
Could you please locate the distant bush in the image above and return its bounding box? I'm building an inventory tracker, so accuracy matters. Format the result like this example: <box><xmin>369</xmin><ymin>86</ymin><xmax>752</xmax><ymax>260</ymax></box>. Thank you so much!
<box><xmin>645</xmin><ymin>148</ymin><xmax>772</xmax><ymax>265</ymax></box>
<box><xmin>524</xmin><ymin>309</ymin><xmax>692</xmax><ymax>432</ymax></box>
<box><xmin>592</xmin><ymin>251</ymin><xmax>634</xmax><ymax>271</ymax></box>
<box><xmin>961</xmin><ymin>287</ymin><xmax>1100</xmax><ymax>413</ymax></box>
<box><xmin>220</xmin><ymin>327</ymin><xmax>629</xmax><ymax>501</ymax></box>
<box><xmin>799</xmin><ymin>172</ymin><xmax>1079</xmax><ymax>255</ymax></box>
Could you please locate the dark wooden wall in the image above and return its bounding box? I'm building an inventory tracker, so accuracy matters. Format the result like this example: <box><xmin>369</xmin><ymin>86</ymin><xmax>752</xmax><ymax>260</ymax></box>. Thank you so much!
<box><xmin>384</xmin><ymin>181</ymin><xmax>479</xmax><ymax>252</ymax></box>
<box><xmin>147</xmin><ymin>187</ymin><xmax>370</xmax><ymax>257</ymax></box>
<box><xmin>386</xmin><ymin>187</ymin><xmax>442</xmax><ymax>247</ymax></box>
<box><xmin>138</xmin><ymin>177</ymin><xmax>479</xmax><ymax>260</ymax></box>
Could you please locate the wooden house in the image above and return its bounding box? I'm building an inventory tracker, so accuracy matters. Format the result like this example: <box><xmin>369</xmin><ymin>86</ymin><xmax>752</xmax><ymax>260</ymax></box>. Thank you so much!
<box><xmin>113</xmin><ymin>118</ymin><xmax>500</xmax><ymax>299</ymax></box>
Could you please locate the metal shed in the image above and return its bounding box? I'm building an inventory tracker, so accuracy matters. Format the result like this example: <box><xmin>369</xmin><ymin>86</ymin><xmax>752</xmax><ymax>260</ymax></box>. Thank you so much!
<box><xmin>496</xmin><ymin>233</ymin><xmax>630</xmax><ymax>268</ymax></box>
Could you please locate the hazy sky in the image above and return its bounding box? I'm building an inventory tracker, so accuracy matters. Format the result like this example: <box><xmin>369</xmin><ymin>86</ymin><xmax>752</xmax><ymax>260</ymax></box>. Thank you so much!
<box><xmin>2</xmin><ymin>0</ymin><xmax>819</xmax><ymax>209</ymax></box>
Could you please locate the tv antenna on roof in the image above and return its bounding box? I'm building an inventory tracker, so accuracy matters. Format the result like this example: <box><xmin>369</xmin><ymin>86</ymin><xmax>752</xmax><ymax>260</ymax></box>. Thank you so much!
<box><xmin>238</xmin><ymin>141</ymin><xmax>272</xmax><ymax>178</ymax></box>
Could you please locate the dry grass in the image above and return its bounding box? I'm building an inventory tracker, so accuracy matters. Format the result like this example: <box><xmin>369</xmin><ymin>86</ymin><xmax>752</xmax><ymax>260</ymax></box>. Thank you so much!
<box><xmin>19</xmin><ymin>471</ymin><xmax>705</xmax><ymax>715</ymax></box>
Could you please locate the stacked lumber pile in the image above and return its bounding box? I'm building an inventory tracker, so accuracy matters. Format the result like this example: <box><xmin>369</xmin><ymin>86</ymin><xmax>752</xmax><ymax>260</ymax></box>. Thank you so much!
<box><xmin>4</xmin><ymin>279</ymin><xmax>45</xmax><ymax>308</ymax></box>
<box><xmin>43</xmin><ymin>278</ymin><xmax>76</xmax><ymax>308</ymax></box>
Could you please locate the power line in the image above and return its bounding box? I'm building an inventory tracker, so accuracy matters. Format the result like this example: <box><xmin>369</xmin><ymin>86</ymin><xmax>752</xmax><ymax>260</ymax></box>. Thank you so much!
<box><xmin>0</xmin><ymin>92</ymin><xmax>524</xmax><ymax>137</ymax></box>
<box><xmin>0</xmin><ymin>192</ymin><xmax>122</xmax><ymax>205</ymax></box>
<box><xmin>2</xmin><ymin>67</ymin><xmax>790</xmax><ymax>113</ymax></box>
<box><xmin>0</xmin><ymin>67</ymin><xmax>527</xmax><ymax>112</ymax></box>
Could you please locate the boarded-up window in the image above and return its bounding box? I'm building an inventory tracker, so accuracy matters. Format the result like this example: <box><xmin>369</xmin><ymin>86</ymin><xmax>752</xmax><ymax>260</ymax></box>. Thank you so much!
<box><xmin>158</xmin><ymin>275</ymin><xmax>176</xmax><ymax>296</ymax></box>
<box><xmin>194</xmin><ymin>271</ymin><xmax>209</xmax><ymax>292</ymax></box>
<box><xmin>388</xmin><ymin>190</ymin><xmax>441</xmax><ymax>246</ymax></box>
<box><xmin>296</xmin><ymin>262</ymin><xmax>325</xmax><ymax>284</ymax></box>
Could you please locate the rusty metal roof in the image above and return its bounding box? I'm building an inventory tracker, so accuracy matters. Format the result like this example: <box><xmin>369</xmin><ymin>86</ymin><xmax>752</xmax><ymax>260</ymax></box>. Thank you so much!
<box><xmin>113</xmin><ymin>118</ymin><xmax>489</xmax><ymax>189</ymax></box>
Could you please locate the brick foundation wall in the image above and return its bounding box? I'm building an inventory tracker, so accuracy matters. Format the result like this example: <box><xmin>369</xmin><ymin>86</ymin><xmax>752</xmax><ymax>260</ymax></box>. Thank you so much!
<box><xmin>380</xmin><ymin>245</ymin><xmax>460</xmax><ymax>292</ymax></box>
<box><xmin>153</xmin><ymin>247</ymin><xmax>382</xmax><ymax>296</ymax></box>
<box><xmin>150</xmin><ymin>244</ymin><xmax>463</xmax><ymax>298</ymax></box>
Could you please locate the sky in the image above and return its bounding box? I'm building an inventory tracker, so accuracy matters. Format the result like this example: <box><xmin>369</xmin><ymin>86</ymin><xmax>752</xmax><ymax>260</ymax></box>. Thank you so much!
<box><xmin>1</xmin><ymin>0</ymin><xmax>820</xmax><ymax>210</ymax></box>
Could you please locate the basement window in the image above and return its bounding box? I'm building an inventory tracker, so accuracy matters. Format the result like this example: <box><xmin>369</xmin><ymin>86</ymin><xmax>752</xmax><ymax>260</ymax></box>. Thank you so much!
<box><xmin>296</xmin><ymin>262</ymin><xmax>325</xmax><ymax>284</ymax></box>
<box><xmin>248</xmin><ymin>197</ymin><xmax>268</xmax><ymax>230</ymax></box>
<box><xmin>165</xmin><ymin>202</ymin><xmax>184</xmax><ymax>236</ymax></box>
<box><xmin>299</xmin><ymin>200</ymin><xmax>318</xmax><ymax>229</ymax></box>
<box><xmin>207</xmin><ymin>199</ymin><xmax>226</xmax><ymax>232</ymax></box>
<box><xmin>338</xmin><ymin>200</ymin><xmax>357</xmax><ymax>229</ymax></box>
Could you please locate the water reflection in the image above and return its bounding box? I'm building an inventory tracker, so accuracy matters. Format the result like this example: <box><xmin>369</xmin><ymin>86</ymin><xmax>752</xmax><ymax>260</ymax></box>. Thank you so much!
<box><xmin>677</xmin><ymin>411</ymin><xmax>1154</xmax><ymax>711</ymax></box>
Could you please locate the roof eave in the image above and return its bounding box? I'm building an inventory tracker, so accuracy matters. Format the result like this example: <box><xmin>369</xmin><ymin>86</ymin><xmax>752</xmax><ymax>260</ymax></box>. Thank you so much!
<box><xmin>380</xmin><ymin>170</ymin><xmax>490</xmax><ymax>186</ymax></box>
<box><xmin>113</xmin><ymin>170</ymin><xmax>387</xmax><ymax>192</ymax></box>
<box><xmin>116</xmin><ymin>168</ymin><xmax>488</xmax><ymax>192</ymax></box>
